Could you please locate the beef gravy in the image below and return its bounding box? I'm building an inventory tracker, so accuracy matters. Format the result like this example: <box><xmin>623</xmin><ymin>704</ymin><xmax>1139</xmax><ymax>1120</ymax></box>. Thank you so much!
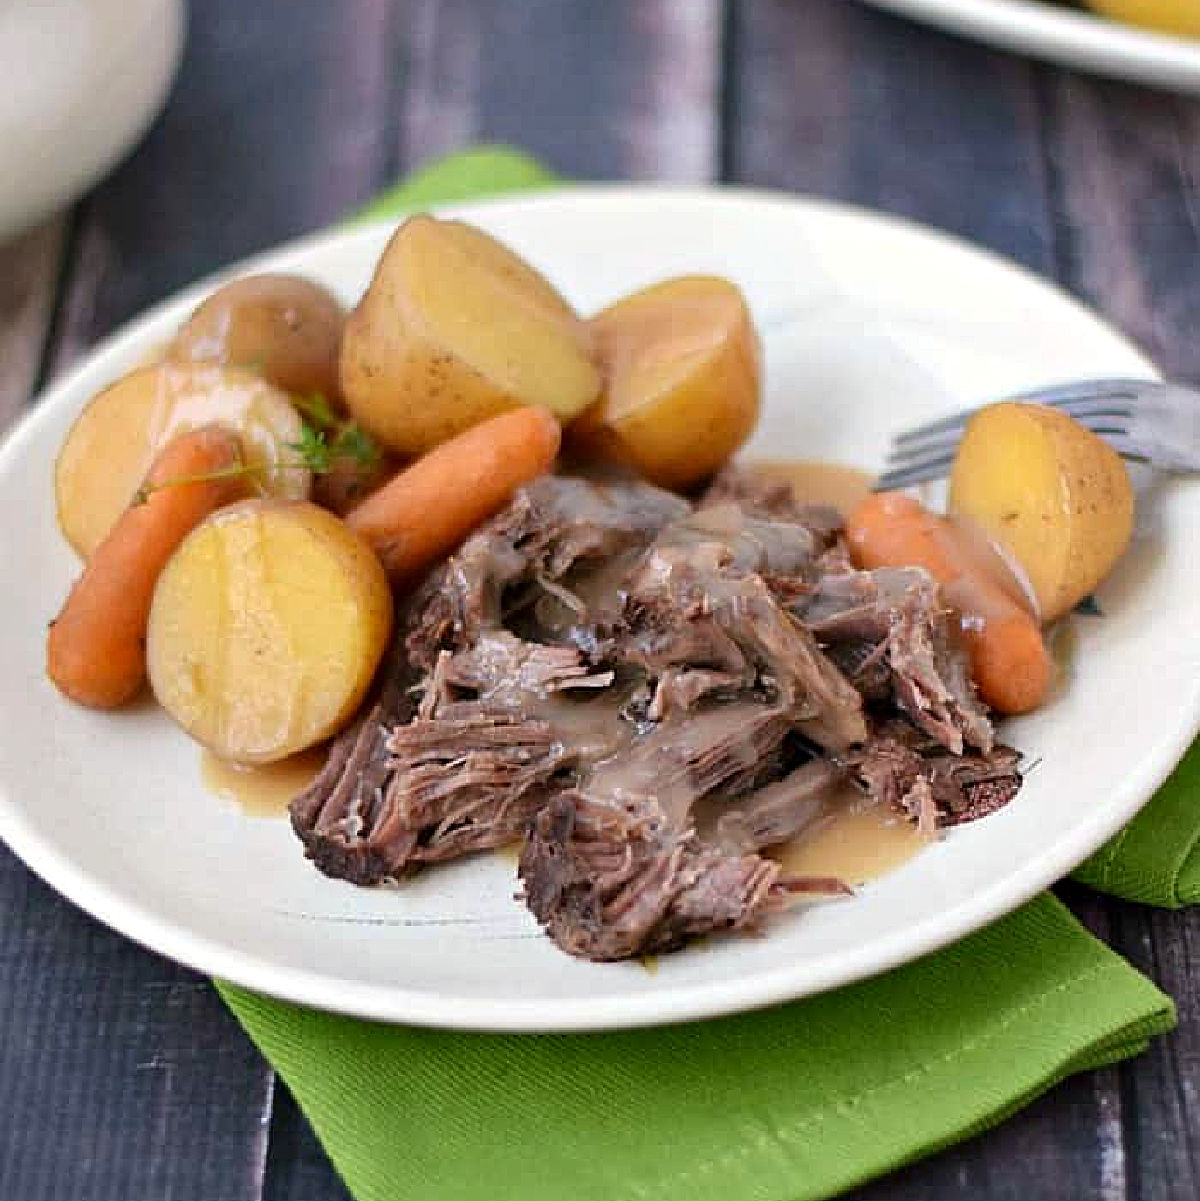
<box><xmin>748</xmin><ymin>458</ymin><xmax>874</xmax><ymax>517</ymax></box>
<box><xmin>772</xmin><ymin>783</ymin><xmax>927</xmax><ymax>886</ymax></box>
<box><xmin>200</xmin><ymin>748</ymin><xmax>324</xmax><ymax>818</ymax></box>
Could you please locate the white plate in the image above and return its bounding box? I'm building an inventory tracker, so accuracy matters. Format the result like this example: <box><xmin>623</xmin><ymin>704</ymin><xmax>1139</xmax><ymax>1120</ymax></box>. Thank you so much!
<box><xmin>1</xmin><ymin>188</ymin><xmax>1198</xmax><ymax>1031</ymax></box>
<box><xmin>861</xmin><ymin>0</ymin><xmax>1200</xmax><ymax>94</ymax></box>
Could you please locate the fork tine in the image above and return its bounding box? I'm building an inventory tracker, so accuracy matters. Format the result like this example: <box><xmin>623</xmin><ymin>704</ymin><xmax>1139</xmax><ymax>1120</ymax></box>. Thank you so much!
<box><xmin>891</xmin><ymin>407</ymin><xmax>992</xmax><ymax>445</ymax></box>
<box><xmin>892</xmin><ymin>377</ymin><xmax>1155</xmax><ymax>446</ymax></box>
<box><xmin>1007</xmin><ymin>377</ymin><xmax>1156</xmax><ymax>405</ymax></box>
<box><xmin>873</xmin><ymin>458</ymin><xmax>956</xmax><ymax>491</ymax></box>
<box><xmin>884</xmin><ymin>434</ymin><xmax>967</xmax><ymax>466</ymax></box>
<box><xmin>884</xmin><ymin>407</ymin><xmax>1134</xmax><ymax>467</ymax></box>
<box><xmin>877</xmin><ymin>430</ymin><xmax>1149</xmax><ymax>492</ymax></box>
<box><xmin>1050</xmin><ymin>397</ymin><xmax>1135</xmax><ymax>422</ymax></box>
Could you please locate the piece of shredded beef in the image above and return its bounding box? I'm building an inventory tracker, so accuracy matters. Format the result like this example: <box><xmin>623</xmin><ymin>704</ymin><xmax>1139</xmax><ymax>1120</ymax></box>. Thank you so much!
<box><xmin>289</xmin><ymin>661</ymin><xmax>420</xmax><ymax>886</ymax></box>
<box><xmin>618</xmin><ymin>513</ymin><xmax>868</xmax><ymax>750</ymax></box>
<box><xmin>406</xmin><ymin>475</ymin><xmax>689</xmax><ymax>668</ymax></box>
<box><xmin>700</xmin><ymin>466</ymin><xmax>844</xmax><ymax>546</ymax></box>
<box><xmin>800</xmin><ymin>565</ymin><xmax>993</xmax><ymax>754</ymax></box>
<box><xmin>844</xmin><ymin>720</ymin><xmax>1022</xmax><ymax>827</ymax></box>
<box><xmin>519</xmin><ymin>772</ymin><xmax>849</xmax><ymax>963</ymax></box>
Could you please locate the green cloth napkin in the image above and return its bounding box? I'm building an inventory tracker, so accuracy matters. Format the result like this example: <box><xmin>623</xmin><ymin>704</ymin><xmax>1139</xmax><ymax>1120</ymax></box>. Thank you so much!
<box><xmin>217</xmin><ymin>147</ymin><xmax>1187</xmax><ymax>1201</ymax></box>
<box><xmin>219</xmin><ymin>896</ymin><xmax>1172</xmax><ymax>1201</ymax></box>
<box><xmin>1076</xmin><ymin>742</ymin><xmax>1200</xmax><ymax>906</ymax></box>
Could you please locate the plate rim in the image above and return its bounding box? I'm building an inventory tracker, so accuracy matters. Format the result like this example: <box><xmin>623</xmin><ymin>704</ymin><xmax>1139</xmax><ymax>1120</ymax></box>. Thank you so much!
<box><xmin>2</xmin><ymin>183</ymin><xmax>1197</xmax><ymax>1031</ymax></box>
<box><xmin>860</xmin><ymin>0</ymin><xmax>1200</xmax><ymax>93</ymax></box>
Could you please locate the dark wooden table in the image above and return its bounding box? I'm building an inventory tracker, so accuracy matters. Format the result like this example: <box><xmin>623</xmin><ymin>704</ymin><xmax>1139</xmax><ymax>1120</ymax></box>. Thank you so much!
<box><xmin>1</xmin><ymin>2</ymin><xmax>1197</xmax><ymax>1198</ymax></box>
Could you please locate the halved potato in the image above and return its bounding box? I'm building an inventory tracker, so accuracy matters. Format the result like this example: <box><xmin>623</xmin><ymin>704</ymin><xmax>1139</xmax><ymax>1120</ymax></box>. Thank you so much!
<box><xmin>170</xmin><ymin>273</ymin><xmax>346</xmax><ymax>400</ymax></box>
<box><xmin>575</xmin><ymin>275</ymin><xmax>760</xmax><ymax>491</ymax></box>
<box><xmin>340</xmin><ymin>215</ymin><xmax>601</xmax><ymax>454</ymax></box>
<box><xmin>948</xmin><ymin>401</ymin><xmax>1135</xmax><ymax>623</ymax></box>
<box><xmin>55</xmin><ymin>363</ymin><xmax>310</xmax><ymax>559</ymax></box>
<box><xmin>147</xmin><ymin>500</ymin><xmax>392</xmax><ymax>764</ymax></box>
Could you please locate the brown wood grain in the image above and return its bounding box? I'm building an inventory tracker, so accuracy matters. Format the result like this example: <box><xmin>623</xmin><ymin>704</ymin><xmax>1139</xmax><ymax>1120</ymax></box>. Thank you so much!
<box><xmin>44</xmin><ymin>0</ymin><xmax>398</xmax><ymax>380</ymax></box>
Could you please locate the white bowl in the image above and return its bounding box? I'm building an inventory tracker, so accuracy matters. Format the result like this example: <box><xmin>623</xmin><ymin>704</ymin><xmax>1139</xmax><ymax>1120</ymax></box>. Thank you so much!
<box><xmin>0</xmin><ymin>0</ymin><xmax>185</xmax><ymax>243</ymax></box>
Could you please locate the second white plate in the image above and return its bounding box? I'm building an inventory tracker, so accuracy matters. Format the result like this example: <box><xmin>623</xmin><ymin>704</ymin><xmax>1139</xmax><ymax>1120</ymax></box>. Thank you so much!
<box><xmin>861</xmin><ymin>0</ymin><xmax>1200</xmax><ymax>94</ymax></box>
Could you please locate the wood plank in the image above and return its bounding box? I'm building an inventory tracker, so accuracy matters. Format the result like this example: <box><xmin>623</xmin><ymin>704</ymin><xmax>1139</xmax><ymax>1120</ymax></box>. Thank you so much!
<box><xmin>0</xmin><ymin>847</ymin><xmax>275</xmax><ymax>1201</ymax></box>
<box><xmin>395</xmin><ymin>0</ymin><xmax>722</xmax><ymax>181</ymax></box>
<box><xmin>728</xmin><ymin>4</ymin><xmax>1124</xmax><ymax>1198</ymax></box>
<box><xmin>262</xmin><ymin>1083</ymin><xmax>352</xmax><ymax>1201</ymax></box>
<box><xmin>1044</xmin><ymin>75</ymin><xmax>1200</xmax><ymax>378</ymax></box>
<box><xmin>1110</xmin><ymin>906</ymin><xmax>1200</xmax><ymax>1198</ymax></box>
<box><xmin>1038</xmin><ymin>71</ymin><xmax>1200</xmax><ymax>1201</ymax></box>
<box><xmin>728</xmin><ymin>0</ymin><xmax>1055</xmax><ymax>273</ymax></box>
<box><xmin>0</xmin><ymin>218</ymin><xmax>66</xmax><ymax>421</ymax></box>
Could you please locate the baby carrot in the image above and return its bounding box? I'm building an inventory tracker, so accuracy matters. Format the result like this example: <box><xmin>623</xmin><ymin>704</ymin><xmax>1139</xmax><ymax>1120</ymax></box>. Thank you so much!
<box><xmin>47</xmin><ymin>426</ymin><xmax>245</xmax><ymax>709</ymax></box>
<box><xmin>346</xmin><ymin>405</ymin><xmax>561</xmax><ymax>585</ymax></box>
<box><xmin>846</xmin><ymin>492</ymin><xmax>1052</xmax><ymax>715</ymax></box>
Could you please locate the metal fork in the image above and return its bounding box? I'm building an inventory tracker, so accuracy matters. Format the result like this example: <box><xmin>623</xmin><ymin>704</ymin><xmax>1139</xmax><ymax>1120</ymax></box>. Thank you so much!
<box><xmin>875</xmin><ymin>377</ymin><xmax>1200</xmax><ymax>491</ymax></box>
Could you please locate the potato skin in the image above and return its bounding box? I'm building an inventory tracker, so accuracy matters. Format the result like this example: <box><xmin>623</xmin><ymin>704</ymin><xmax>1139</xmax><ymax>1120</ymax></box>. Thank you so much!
<box><xmin>948</xmin><ymin>402</ymin><xmax>1135</xmax><ymax>622</ymax></box>
<box><xmin>341</xmin><ymin>303</ymin><xmax>522</xmax><ymax>454</ymax></box>
<box><xmin>171</xmin><ymin>273</ymin><xmax>346</xmax><ymax>400</ymax></box>
<box><xmin>340</xmin><ymin>216</ymin><xmax>600</xmax><ymax>456</ymax></box>
<box><xmin>575</xmin><ymin>275</ymin><xmax>761</xmax><ymax>491</ymax></box>
<box><xmin>55</xmin><ymin>363</ymin><xmax>310</xmax><ymax>559</ymax></box>
<box><xmin>147</xmin><ymin>500</ymin><xmax>392</xmax><ymax>764</ymax></box>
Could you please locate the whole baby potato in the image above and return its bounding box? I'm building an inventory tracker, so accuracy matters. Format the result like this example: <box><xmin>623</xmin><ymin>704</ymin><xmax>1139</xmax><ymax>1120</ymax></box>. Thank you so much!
<box><xmin>340</xmin><ymin>215</ymin><xmax>601</xmax><ymax>455</ymax></box>
<box><xmin>171</xmin><ymin>273</ymin><xmax>345</xmax><ymax>400</ymax></box>
<box><xmin>948</xmin><ymin>401</ymin><xmax>1135</xmax><ymax>623</ymax></box>
<box><xmin>55</xmin><ymin>363</ymin><xmax>310</xmax><ymax>559</ymax></box>
<box><xmin>147</xmin><ymin>500</ymin><xmax>393</xmax><ymax>764</ymax></box>
<box><xmin>574</xmin><ymin>275</ymin><xmax>761</xmax><ymax>491</ymax></box>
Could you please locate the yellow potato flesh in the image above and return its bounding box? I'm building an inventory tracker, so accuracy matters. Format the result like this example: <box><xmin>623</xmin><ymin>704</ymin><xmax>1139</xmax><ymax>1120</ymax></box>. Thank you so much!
<box><xmin>1083</xmin><ymin>0</ymin><xmax>1200</xmax><ymax>36</ymax></box>
<box><xmin>580</xmin><ymin>276</ymin><xmax>761</xmax><ymax>490</ymax></box>
<box><xmin>170</xmin><ymin>273</ymin><xmax>346</xmax><ymax>400</ymax></box>
<box><xmin>340</xmin><ymin>215</ymin><xmax>601</xmax><ymax>455</ymax></box>
<box><xmin>948</xmin><ymin>402</ymin><xmax>1135</xmax><ymax>623</ymax></box>
<box><xmin>147</xmin><ymin>500</ymin><xmax>392</xmax><ymax>764</ymax></box>
<box><xmin>55</xmin><ymin>363</ymin><xmax>310</xmax><ymax>559</ymax></box>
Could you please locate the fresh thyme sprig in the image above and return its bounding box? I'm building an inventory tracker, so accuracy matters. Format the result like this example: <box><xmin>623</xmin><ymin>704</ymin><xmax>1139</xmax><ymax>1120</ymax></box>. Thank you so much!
<box><xmin>132</xmin><ymin>461</ymin><xmax>252</xmax><ymax>506</ymax></box>
<box><xmin>133</xmin><ymin>393</ymin><xmax>381</xmax><ymax>504</ymax></box>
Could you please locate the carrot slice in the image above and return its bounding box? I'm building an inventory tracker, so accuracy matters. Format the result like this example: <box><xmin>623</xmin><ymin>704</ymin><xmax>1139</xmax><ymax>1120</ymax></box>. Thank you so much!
<box><xmin>846</xmin><ymin>492</ymin><xmax>1052</xmax><ymax>715</ymax></box>
<box><xmin>346</xmin><ymin>406</ymin><xmax>561</xmax><ymax>585</ymax></box>
<box><xmin>47</xmin><ymin>426</ymin><xmax>245</xmax><ymax>709</ymax></box>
